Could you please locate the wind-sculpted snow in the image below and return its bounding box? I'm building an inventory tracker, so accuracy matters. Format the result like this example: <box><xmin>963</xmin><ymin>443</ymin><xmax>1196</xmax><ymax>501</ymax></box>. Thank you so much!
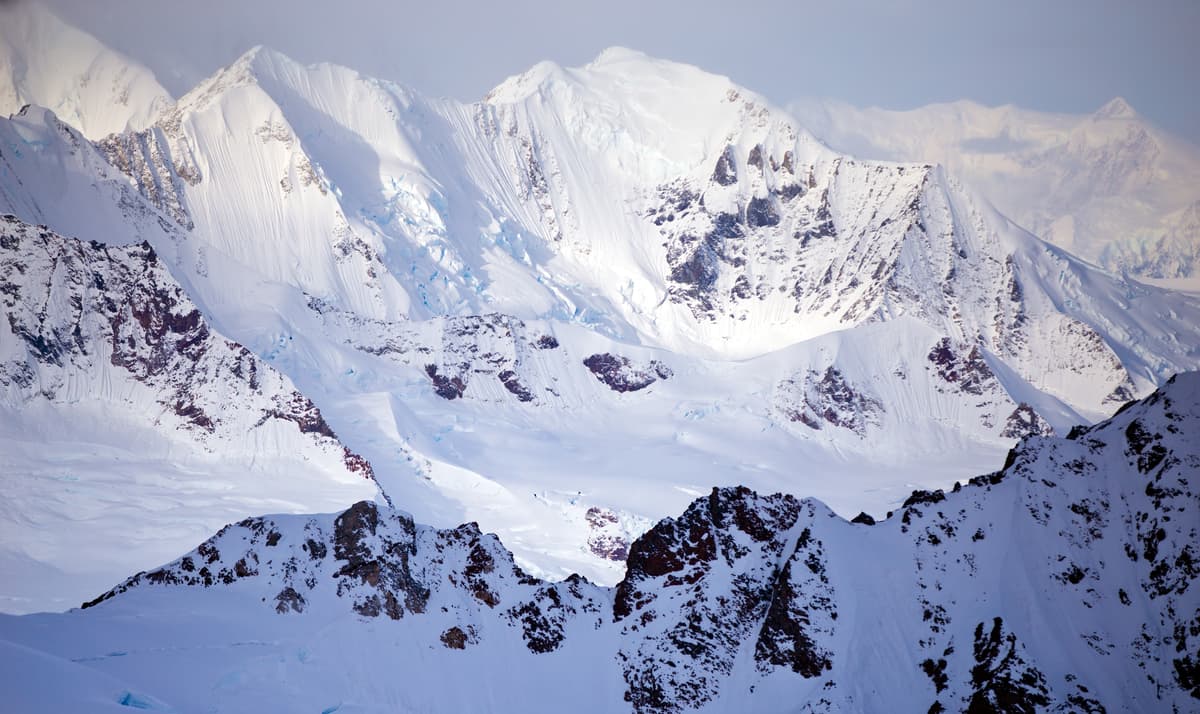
<box><xmin>4</xmin><ymin>373</ymin><xmax>1192</xmax><ymax>712</ymax></box>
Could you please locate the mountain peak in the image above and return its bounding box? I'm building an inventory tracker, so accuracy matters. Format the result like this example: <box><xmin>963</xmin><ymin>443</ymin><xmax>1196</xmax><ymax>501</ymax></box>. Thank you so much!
<box><xmin>582</xmin><ymin>47</ymin><xmax>735</xmax><ymax>90</ymax></box>
<box><xmin>587</xmin><ymin>46</ymin><xmax>653</xmax><ymax>67</ymax></box>
<box><xmin>0</xmin><ymin>0</ymin><xmax>172</xmax><ymax>139</ymax></box>
<box><xmin>232</xmin><ymin>43</ymin><xmax>271</xmax><ymax>66</ymax></box>
<box><xmin>174</xmin><ymin>44</ymin><xmax>309</xmax><ymax>115</ymax></box>
<box><xmin>483</xmin><ymin>59</ymin><xmax>567</xmax><ymax>103</ymax></box>
<box><xmin>220</xmin><ymin>44</ymin><xmax>307</xmax><ymax>85</ymax></box>
<box><xmin>1094</xmin><ymin>96</ymin><xmax>1137</xmax><ymax>119</ymax></box>
<box><xmin>483</xmin><ymin>48</ymin><xmax>737</xmax><ymax>107</ymax></box>
<box><xmin>231</xmin><ymin>44</ymin><xmax>304</xmax><ymax>73</ymax></box>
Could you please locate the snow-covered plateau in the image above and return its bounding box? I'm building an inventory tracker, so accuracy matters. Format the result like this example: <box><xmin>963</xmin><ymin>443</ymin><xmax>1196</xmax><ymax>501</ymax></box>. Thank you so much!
<box><xmin>0</xmin><ymin>5</ymin><xmax>1197</xmax><ymax>709</ymax></box>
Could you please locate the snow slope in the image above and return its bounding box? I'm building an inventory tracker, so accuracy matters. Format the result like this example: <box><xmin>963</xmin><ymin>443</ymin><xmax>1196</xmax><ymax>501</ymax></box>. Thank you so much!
<box><xmin>788</xmin><ymin>96</ymin><xmax>1200</xmax><ymax>284</ymax></box>
<box><xmin>1</xmin><ymin>372</ymin><xmax>1196</xmax><ymax>712</ymax></box>
<box><xmin>0</xmin><ymin>216</ymin><xmax>377</xmax><ymax>613</ymax></box>
<box><xmin>0</xmin><ymin>2</ymin><xmax>172</xmax><ymax>140</ymax></box>
<box><xmin>3</xmin><ymin>39</ymin><xmax>1200</xmax><ymax>607</ymax></box>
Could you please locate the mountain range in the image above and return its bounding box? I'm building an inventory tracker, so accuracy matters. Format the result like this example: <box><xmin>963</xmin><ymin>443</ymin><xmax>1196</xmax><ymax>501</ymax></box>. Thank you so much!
<box><xmin>1</xmin><ymin>3</ymin><xmax>1199</xmax><ymax>614</ymax></box>
<box><xmin>0</xmin><ymin>5</ymin><xmax>1197</xmax><ymax>711</ymax></box>
<box><xmin>0</xmin><ymin>2</ymin><xmax>170</xmax><ymax>140</ymax></box>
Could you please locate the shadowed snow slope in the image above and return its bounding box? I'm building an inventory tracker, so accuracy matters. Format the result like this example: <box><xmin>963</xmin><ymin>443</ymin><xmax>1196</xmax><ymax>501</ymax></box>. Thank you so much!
<box><xmin>1</xmin><ymin>372</ymin><xmax>1197</xmax><ymax>712</ymax></box>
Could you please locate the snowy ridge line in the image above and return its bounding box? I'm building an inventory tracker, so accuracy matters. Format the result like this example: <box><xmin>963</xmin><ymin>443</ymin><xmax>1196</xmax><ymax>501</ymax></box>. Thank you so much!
<box><xmin>3</xmin><ymin>38</ymin><xmax>1200</xmax><ymax>613</ymax></box>
<box><xmin>1</xmin><ymin>33</ymin><xmax>1196</xmax><ymax>405</ymax></box>
<box><xmin>17</xmin><ymin>37</ymin><xmax>1196</xmax><ymax>394</ymax></box>
<box><xmin>54</xmin><ymin>372</ymin><xmax>1200</xmax><ymax>713</ymax></box>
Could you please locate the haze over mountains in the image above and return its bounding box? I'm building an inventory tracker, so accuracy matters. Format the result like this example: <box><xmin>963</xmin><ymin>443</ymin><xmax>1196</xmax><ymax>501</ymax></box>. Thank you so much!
<box><xmin>0</xmin><ymin>5</ymin><xmax>1197</xmax><ymax>711</ymax></box>
<box><xmin>789</xmin><ymin>96</ymin><xmax>1200</xmax><ymax>286</ymax></box>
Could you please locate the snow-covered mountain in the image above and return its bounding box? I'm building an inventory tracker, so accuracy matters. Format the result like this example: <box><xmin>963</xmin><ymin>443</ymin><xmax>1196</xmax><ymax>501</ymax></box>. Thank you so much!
<box><xmin>2</xmin><ymin>14</ymin><xmax>1199</xmax><ymax>709</ymax></box>
<box><xmin>0</xmin><ymin>3</ymin><xmax>171</xmax><ymax>140</ymax></box>
<box><xmin>0</xmin><ymin>215</ymin><xmax>377</xmax><ymax>612</ymax></box>
<box><xmin>2</xmin><ymin>371</ymin><xmax>1196</xmax><ymax>712</ymax></box>
<box><xmin>788</xmin><ymin>96</ymin><xmax>1200</xmax><ymax>284</ymax></box>
<box><xmin>3</xmin><ymin>30</ymin><xmax>1200</xmax><ymax>611</ymax></box>
<box><xmin>8</xmin><ymin>42</ymin><xmax>1199</xmax><ymax>410</ymax></box>
<box><xmin>98</xmin><ymin>45</ymin><xmax>1200</xmax><ymax>373</ymax></box>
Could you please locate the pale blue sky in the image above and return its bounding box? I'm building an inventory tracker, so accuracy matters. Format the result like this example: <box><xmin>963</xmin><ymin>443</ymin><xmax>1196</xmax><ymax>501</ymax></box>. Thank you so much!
<box><xmin>37</xmin><ymin>0</ymin><xmax>1200</xmax><ymax>143</ymax></box>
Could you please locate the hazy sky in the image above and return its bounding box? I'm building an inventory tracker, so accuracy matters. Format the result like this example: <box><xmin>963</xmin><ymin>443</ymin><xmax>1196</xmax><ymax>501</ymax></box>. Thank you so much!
<box><xmin>32</xmin><ymin>0</ymin><xmax>1200</xmax><ymax>142</ymax></box>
